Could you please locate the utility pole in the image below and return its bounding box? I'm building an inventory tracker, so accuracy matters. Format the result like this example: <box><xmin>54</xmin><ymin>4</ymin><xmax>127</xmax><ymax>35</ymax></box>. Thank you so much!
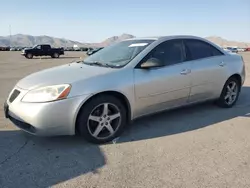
<box><xmin>9</xmin><ymin>25</ymin><xmax>12</xmax><ymax>47</ymax></box>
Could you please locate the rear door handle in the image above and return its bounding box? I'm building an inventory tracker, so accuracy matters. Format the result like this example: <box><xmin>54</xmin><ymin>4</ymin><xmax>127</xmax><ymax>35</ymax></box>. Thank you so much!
<box><xmin>219</xmin><ymin>62</ymin><xmax>225</xmax><ymax>67</ymax></box>
<box><xmin>180</xmin><ymin>69</ymin><xmax>191</xmax><ymax>75</ymax></box>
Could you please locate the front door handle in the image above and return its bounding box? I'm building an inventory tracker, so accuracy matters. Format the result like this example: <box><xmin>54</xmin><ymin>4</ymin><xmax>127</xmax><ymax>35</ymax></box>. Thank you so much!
<box><xmin>219</xmin><ymin>61</ymin><xmax>225</xmax><ymax>67</ymax></box>
<box><xmin>180</xmin><ymin>69</ymin><xmax>191</xmax><ymax>75</ymax></box>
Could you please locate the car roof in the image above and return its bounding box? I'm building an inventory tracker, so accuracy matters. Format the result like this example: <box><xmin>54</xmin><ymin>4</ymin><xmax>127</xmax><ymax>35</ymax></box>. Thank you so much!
<box><xmin>124</xmin><ymin>35</ymin><xmax>208</xmax><ymax>41</ymax></box>
<box><xmin>124</xmin><ymin>35</ymin><xmax>226</xmax><ymax>55</ymax></box>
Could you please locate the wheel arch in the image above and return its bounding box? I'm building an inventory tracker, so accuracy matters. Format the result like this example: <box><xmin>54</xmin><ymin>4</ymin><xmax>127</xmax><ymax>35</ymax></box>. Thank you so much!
<box><xmin>218</xmin><ymin>73</ymin><xmax>242</xmax><ymax>99</ymax></box>
<box><xmin>75</xmin><ymin>90</ymin><xmax>132</xmax><ymax>134</ymax></box>
<box><xmin>227</xmin><ymin>74</ymin><xmax>242</xmax><ymax>91</ymax></box>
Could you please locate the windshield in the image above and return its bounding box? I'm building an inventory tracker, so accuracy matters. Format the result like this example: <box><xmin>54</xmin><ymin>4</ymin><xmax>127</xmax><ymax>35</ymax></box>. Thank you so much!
<box><xmin>83</xmin><ymin>39</ymin><xmax>155</xmax><ymax>67</ymax></box>
<box><xmin>33</xmin><ymin>45</ymin><xmax>42</xmax><ymax>49</ymax></box>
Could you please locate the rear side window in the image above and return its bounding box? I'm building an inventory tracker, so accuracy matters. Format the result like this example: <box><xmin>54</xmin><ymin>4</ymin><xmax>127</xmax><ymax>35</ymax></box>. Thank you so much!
<box><xmin>185</xmin><ymin>39</ymin><xmax>223</xmax><ymax>61</ymax></box>
<box><xmin>43</xmin><ymin>45</ymin><xmax>50</xmax><ymax>50</ymax></box>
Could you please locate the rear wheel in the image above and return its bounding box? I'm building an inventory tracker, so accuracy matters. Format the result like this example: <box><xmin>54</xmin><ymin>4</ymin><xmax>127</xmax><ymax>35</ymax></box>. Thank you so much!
<box><xmin>217</xmin><ymin>77</ymin><xmax>241</xmax><ymax>108</ymax></box>
<box><xmin>77</xmin><ymin>95</ymin><xmax>127</xmax><ymax>144</ymax></box>
<box><xmin>53</xmin><ymin>53</ymin><xmax>59</xmax><ymax>58</ymax></box>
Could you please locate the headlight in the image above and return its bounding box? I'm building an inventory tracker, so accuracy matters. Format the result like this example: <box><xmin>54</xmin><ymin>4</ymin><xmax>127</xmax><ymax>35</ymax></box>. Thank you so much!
<box><xmin>22</xmin><ymin>84</ymin><xmax>71</xmax><ymax>103</ymax></box>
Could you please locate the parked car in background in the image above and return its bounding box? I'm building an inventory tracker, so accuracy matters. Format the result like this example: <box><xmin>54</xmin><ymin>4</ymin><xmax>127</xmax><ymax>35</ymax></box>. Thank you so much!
<box><xmin>0</xmin><ymin>46</ymin><xmax>10</xmax><ymax>51</ymax></box>
<box><xmin>65</xmin><ymin>47</ymin><xmax>74</xmax><ymax>51</ymax></box>
<box><xmin>87</xmin><ymin>47</ymin><xmax>104</xmax><ymax>56</ymax></box>
<box><xmin>245</xmin><ymin>47</ymin><xmax>250</xmax><ymax>52</ymax></box>
<box><xmin>237</xmin><ymin>48</ymin><xmax>245</xmax><ymax>52</ymax></box>
<box><xmin>226</xmin><ymin>47</ymin><xmax>238</xmax><ymax>53</ymax></box>
<box><xmin>80</xmin><ymin>47</ymin><xmax>89</xmax><ymax>51</ymax></box>
<box><xmin>4</xmin><ymin>35</ymin><xmax>245</xmax><ymax>144</ymax></box>
<box><xmin>10</xmin><ymin>47</ymin><xmax>16</xmax><ymax>51</ymax></box>
<box><xmin>21</xmin><ymin>44</ymin><xmax>64</xmax><ymax>59</ymax></box>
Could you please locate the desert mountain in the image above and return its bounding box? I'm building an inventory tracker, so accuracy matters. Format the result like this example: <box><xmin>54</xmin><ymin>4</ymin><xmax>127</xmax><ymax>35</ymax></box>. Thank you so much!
<box><xmin>206</xmin><ymin>36</ymin><xmax>250</xmax><ymax>48</ymax></box>
<box><xmin>0</xmin><ymin>33</ymin><xmax>249</xmax><ymax>48</ymax></box>
<box><xmin>99</xmin><ymin>34</ymin><xmax>135</xmax><ymax>47</ymax></box>
<box><xmin>0</xmin><ymin>34</ymin><xmax>84</xmax><ymax>47</ymax></box>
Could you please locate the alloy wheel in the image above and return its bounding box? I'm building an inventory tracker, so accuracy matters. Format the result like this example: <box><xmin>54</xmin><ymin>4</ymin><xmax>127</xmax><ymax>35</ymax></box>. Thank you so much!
<box><xmin>224</xmin><ymin>81</ymin><xmax>238</xmax><ymax>105</ymax></box>
<box><xmin>87</xmin><ymin>103</ymin><xmax>121</xmax><ymax>139</ymax></box>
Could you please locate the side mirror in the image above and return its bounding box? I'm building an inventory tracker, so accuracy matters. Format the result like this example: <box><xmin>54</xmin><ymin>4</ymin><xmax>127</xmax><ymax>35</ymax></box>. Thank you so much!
<box><xmin>140</xmin><ymin>58</ymin><xmax>164</xmax><ymax>69</ymax></box>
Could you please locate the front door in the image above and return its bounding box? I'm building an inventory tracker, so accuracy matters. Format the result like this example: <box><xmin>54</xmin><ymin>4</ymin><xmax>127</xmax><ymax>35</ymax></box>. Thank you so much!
<box><xmin>134</xmin><ymin>39</ymin><xmax>192</xmax><ymax>117</ymax></box>
<box><xmin>33</xmin><ymin>45</ymin><xmax>41</xmax><ymax>56</ymax></box>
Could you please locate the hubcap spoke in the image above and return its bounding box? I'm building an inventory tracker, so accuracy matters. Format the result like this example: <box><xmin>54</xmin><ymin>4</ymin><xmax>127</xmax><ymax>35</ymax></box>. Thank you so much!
<box><xmin>109</xmin><ymin>112</ymin><xmax>121</xmax><ymax>121</ymax></box>
<box><xmin>231</xmin><ymin>92</ymin><xmax>237</xmax><ymax>96</ymax></box>
<box><xmin>228</xmin><ymin>95</ymin><xmax>233</xmax><ymax>103</ymax></box>
<box><xmin>89</xmin><ymin>115</ymin><xmax>101</xmax><ymax>122</ymax></box>
<box><xmin>102</xmin><ymin>103</ymin><xmax>109</xmax><ymax>116</ymax></box>
<box><xmin>231</xmin><ymin>82</ymin><xmax>236</xmax><ymax>91</ymax></box>
<box><xmin>93</xmin><ymin>124</ymin><xmax>103</xmax><ymax>137</ymax></box>
<box><xmin>225</xmin><ymin>93</ymin><xmax>230</xmax><ymax>100</ymax></box>
<box><xmin>227</xmin><ymin>85</ymin><xmax>232</xmax><ymax>92</ymax></box>
<box><xmin>105</xmin><ymin>123</ymin><xmax>115</xmax><ymax>134</ymax></box>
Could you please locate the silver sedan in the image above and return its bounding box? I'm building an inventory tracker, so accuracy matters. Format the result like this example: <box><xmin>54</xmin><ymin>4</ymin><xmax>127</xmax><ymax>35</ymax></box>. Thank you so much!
<box><xmin>4</xmin><ymin>35</ymin><xmax>245</xmax><ymax>144</ymax></box>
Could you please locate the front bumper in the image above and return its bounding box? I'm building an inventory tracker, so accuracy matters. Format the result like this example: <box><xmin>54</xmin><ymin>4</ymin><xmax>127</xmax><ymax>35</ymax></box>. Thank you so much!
<box><xmin>4</xmin><ymin>87</ymin><xmax>90</xmax><ymax>136</ymax></box>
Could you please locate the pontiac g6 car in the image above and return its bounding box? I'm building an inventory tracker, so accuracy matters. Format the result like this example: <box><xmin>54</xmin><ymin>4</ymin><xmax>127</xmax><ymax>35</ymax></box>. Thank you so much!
<box><xmin>4</xmin><ymin>35</ymin><xmax>245</xmax><ymax>144</ymax></box>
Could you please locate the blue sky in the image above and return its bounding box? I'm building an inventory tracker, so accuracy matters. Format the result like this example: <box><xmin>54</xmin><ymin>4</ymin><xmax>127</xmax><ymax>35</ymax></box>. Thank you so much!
<box><xmin>1</xmin><ymin>0</ymin><xmax>250</xmax><ymax>42</ymax></box>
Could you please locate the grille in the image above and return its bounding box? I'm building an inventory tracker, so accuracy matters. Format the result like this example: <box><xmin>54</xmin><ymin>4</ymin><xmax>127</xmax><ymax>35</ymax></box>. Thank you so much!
<box><xmin>9</xmin><ymin>89</ymin><xmax>20</xmax><ymax>103</ymax></box>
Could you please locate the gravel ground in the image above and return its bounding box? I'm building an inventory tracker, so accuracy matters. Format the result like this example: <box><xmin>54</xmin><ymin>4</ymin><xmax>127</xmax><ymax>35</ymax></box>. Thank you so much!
<box><xmin>0</xmin><ymin>51</ymin><xmax>250</xmax><ymax>188</ymax></box>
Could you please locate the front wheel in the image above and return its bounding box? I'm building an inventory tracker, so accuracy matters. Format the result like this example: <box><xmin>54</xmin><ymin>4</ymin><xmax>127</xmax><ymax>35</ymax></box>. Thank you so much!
<box><xmin>217</xmin><ymin>77</ymin><xmax>241</xmax><ymax>108</ymax></box>
<box><xmin>77</xmin><ymin>95</ymin><xmax>127</xmax><ymax>144</ymax></box>
<box><xmin>26</xmin><ymin>53</ymin><xmax>33</xmax><ymax>59</ymax></box>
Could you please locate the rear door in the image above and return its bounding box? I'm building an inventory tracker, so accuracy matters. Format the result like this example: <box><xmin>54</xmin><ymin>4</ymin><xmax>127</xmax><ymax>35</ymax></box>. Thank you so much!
<box><xmin>184</xmin><ymin>39</ymin><xmax>228</xmax><ymax>103</ymax></box>
<box><xmin>42</xmin><ymin>45</ymin><xmax>51</xmax><ymax>55</ymax></box>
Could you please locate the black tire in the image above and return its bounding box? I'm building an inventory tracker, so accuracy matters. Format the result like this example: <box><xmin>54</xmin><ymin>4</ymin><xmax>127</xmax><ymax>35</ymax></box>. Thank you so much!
<box><xmin>53</xmin><ymin>53</ymin><xmax>59</xmax><ymax>58</ymax></box>
<box><xmin>26</xmin><ymin>53</ymin><xmax>33</xmax><ymax>59</ymax></box>
<box><xmin>217</xmin><ymin>77</ymin><xmax>241</xmax><ymax>108</ymax></box>
<box><xmin>76</xmin><ymin>95</ymin><xmax>127</xmax><ymax>144</ymax></box>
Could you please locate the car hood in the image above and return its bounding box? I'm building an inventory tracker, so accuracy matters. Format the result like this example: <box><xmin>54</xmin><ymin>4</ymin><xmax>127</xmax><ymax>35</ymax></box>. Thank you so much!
<box><xmin>16</xmin><ymin>62</ymin><xmax>116</xmax><ymax>90</ymax></box>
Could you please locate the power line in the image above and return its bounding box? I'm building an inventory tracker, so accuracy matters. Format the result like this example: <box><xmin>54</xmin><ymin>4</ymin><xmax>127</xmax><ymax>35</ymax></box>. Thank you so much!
<box><xmin>9</xmin><ymin>25</ymin><xmax>12</xmax><ymax>47</ymax></box>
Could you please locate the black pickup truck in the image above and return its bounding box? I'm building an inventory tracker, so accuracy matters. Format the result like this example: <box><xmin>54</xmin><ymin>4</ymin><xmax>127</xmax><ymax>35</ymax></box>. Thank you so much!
<box><xmin>21</xmin><ymin>44</ymin><xmax>64</xmax><ymax>59</ymax></box>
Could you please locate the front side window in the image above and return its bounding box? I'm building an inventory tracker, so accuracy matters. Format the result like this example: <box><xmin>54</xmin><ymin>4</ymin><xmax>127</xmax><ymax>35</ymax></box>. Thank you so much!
<box><xmin>185</xmin><ymin>39</ymin><xmax>223</xmax><ymax>61</ymax></box>
<box><xmin>142</xmin><ymin>39</ymin><xmax>185</xmax><ymax>66</ymax></box>
<box><xmin>34</xmin><ymin>45</ymin><xmax>41</xmax><ymax>50</ymax></box>
<box><xmin>83</xmin><ymin>39</ymin><xmax>155</xmax><ymax>67</ymax></box>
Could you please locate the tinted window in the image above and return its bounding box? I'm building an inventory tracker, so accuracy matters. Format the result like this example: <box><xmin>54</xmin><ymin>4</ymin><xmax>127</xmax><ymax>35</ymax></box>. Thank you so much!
<box><xmin>36</xmin><ymin>45</ymin><xmax>41</xmax><ymax>50</ymax></box>
<box><xmin>144</xmin><ymin>40</ymin><xmax>185</xmax><ymax>66</ymax></box>
<box><xmin>211</xmin><ymin>47</ymin><xmax>224</xmax><ymax>56</ymax></box>
<box><xmin>42</xmin><ymin>45</ymin><xmax>51</xmax><ymax>50</ymax></box>
<box><xmin>185</xmin><ymin>39</ymin><xmax>223</xmax><ymax>60</ymax></box>
<box><xmin>43</xmin><ymin>45</ymin><xmax>50</xmax><ymax>49</ymax></box>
